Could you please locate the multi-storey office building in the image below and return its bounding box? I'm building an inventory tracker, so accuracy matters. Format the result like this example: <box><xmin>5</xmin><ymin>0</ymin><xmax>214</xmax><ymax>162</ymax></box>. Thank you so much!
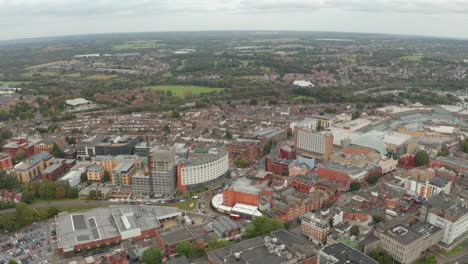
<box><xmin>294</xmin><ymin>128</ymin><xmax>333</xmax><ymax>161</ymax></box>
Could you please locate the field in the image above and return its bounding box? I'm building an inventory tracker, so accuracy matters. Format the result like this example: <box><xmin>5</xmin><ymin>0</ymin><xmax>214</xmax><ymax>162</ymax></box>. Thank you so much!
<box><xmin>0</xmin><ymin>81</ymin><xmax>31</xmax><ymax>85</ymax></box>
<box><xmin>400</xmin><ymin>55</ymin><xmax>424</xmax><ymax>61</ymax></box>
<box><xmin>21</xmin><ymin>71</ymin><xmax>59</xmax><ymax>78</ymax></box>
<box><xmin>340</xmin><ymin>237</ymin><xmax>359</xmax><ymax>247</ymax></box>
<box><xmin>37</xmin><ymin>204</ymin><xmax>102</xmax><ymax>214</ymax></box>
<box><xmin>84</xmin><ymin>74</ymin><xmax>118</xmax><ymax>80</ymax></box>
<box><xmin>144</xmin><ymin>85</ymin><xmax>224</xmax><ymax>97</ymax></box>
<box><xmin>113</xmin><ymin>40</ymin><xmax>166</xmax><ymax>50</ymax></box>
<box><xmin>161</xmin><ymin>199</ymin><xmax>199</xmax><ymax>211</ymax></box>
<box><xmin>26</xmin><ymin>60</ymin><xmax>68</xmax><ymax>69</ymax></box>
<box><xmin>442</xmin><ymin>241</ymin><xmax>467</xmax><ymax>257</ymax></box>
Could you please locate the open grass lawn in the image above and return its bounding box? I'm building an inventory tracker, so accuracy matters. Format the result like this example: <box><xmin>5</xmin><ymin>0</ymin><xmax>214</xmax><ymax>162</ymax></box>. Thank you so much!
<box><xmin>400</xmin><ymin>55</ymin><xmax>424</xmax><ymax>61</ymax></box>
<box><xmin>161</xmin><ymin>199</ymin><xmax>199</xmax><ymax>211</ymax></box>
<box><xmin>442</xmin><ymin>242</ymin><xmax>466</xmax><ymax>257</ymax></box>
<box><xmin>30</xmin><ymin>198</ymin><xmax>82</xmax><ymax>205</ymax></box>
<box><xmin>340</xmin><ymin>237</ymin><xmax>359</xmax><ymax>247</ymax></box>
<box><xmin>84</xmin><ymin>74</ymin><xmax>118</xmax><ymax>80</ymax></box>
<box><xmin>0</xmin><ymin>81</ymin><xmax>31</xmax><ymax>85</ymax></box>
<box><xmin>144</xmin><ymin>85</ymin><xmax>224</xmax><ymax>97</ymax></box>
<box><xmin>26</xmin><ymin>60</ymin><xmax>68</xmax><ymax>69</ymax></box>
<box><xmin>344</xmin><ymin>58</ymin><xmax>357</xmax><ymax>63</ymax></box>
<box><xmin>37</xmin><ymin>204</ymin><xmax>102</xmax><ymax>215</ymax></box>
<box><xmin>21</xmin><ymin>71</ymin><xmax>59</xmax><ymax>78</ymax></box>
<box><xmin>63</xmin><ymin>73</ymin><xmax>82</xmax><ymax>77</ymax></box>
<box><xmin>113</xmin><ymin>40</ymin><xmax>166</xmax><ymax>50</ymax></box>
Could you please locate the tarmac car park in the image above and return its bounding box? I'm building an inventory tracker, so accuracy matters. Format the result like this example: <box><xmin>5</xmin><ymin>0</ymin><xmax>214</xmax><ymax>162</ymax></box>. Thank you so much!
<box><xmin>0</xmin><ymin>219</ymin><xmax>55</xmax><ymax>264</ymax></box>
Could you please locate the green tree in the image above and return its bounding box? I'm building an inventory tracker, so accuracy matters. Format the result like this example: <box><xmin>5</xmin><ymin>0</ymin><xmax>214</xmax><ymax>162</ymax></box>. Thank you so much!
<box><xmin>415</xmin><ymin>151</ymin><xmax>430</xmax><ymax>166</ymax></box>
<box><xmin>233</xmin><ymin>159</ymin><xmax>248</xmax><ymax>168</ymax></box>
<box><xmin>249</xmin><ymin>99</ymin><xmax>258</xmax><ymax>105</ymax></box>
<box><xmin>0</xmin><ymin>171</ymin><xmax>21</xmax><ymax>190</ymax></box>
<box><xmin>206</xmin><ymin>235</ymin><xmax>233</xmax><ymax>251</ymax></box>
<box><xmin>437</xmin><ymin>148</ymin><xmax>449</xmax><ymax>157</ymax></box>
<box><xmin>368</xmin><ymin>249</ymin><xmax>393</xmax><ymax>264</ymax></box>
<box><xmin>142</xmin><ymin>248</ymin><xmax>162</xmax><ymax>264</ymax></box>
<box><xmin>463</xmin><ymin>140</ymin><xmax>468</xmax><ymax>153</ymax></box>
<box><xmin>55</xmin><ymin>186</ymin><xmax>66</xmax><ymax>199</ymax></box>
<box><xmin>102</xmin><ymin>171</ymin><xmax>111</xmax><ymax>182</ymax></box>
<box><xmin>51</xmin><ymin>143</ymin><xmax>64</xmax><ymax>158</ymax></box>
<box><xmin>352</xmin><ymin>111</ymin><xmax>360</xmax><ymax>120</ymax></box>
<box><xmin>175</xmin><ymin>241</ymin><xmax>197</xmax><ymax>258</ymax></box>
<box><xmin>366</xmin><ymin>173</ymin><xmax>382</xmax><ymax>185</ymax></box>
<box><xmin>67</xmin><ymin>137</ymin><xmax>76</xmax><ymax>145</ymax></box>
<box><xmin>80</xmin><ymin>172</ymin><xmax>88</xmax><ymax>182</ymax></box>
<box><xmin>350</xmin><ymin>182</ymin><xmax>361</xmax><ymax>191</ymax></box>
<box><xmin>356</xmin><ymin>103</ymin><xmax>365</xmax><ymax>110</ymax></box>
<box><xmin>15</xmin><ymin>203</ymin><xmax>39</xmax><ymax>227</ymax></box>
<box><xmin>15</xmin><ymin>150</ymin><xmax>26</xmax><ymax>161</ymax></box>
<box><xmin>22</xmin><ymin>188</ymin><xmax>33</xmax><ymax>204</ymax></box>
<box><xmin>39</xmin><ymin>181</ymin><xmax>57</xmax><ymax>200</ymax></box>
<box><xmin>48</xmin><ymin>124</ymin><xmax>57</xmax><ymax>133</ymax></box>
<box><xmin>47</xmin><ymin>207</ymin><xmax>60</xmax><ymax>218</ymax></box>
<box><xmin>0</xmin><ymin>214</ymin><xmax>17</xmax><ymax>232</ymax></box>
<box><xmin>66</xmin><ymin>187</ymin><xmax>79</xmax><ymax>198</ymax></box>
<box><xmin>324</xmin><ymin>107</ymin><xmax>336</xmax><ymax>114</ymax></box>
<box><xmin>415</xmin><ymin>256</ymin><xmax>436</xmax><ymax>264</ymax></box>
<box><xmin>244</xmin><ymin>216</ymin><xmax>283</xmax><ymax>238</ymax></box>
<box><xmin>263</xmin><ymin>140</ymin><xmax>274</xmax><ymax>154</ymax></box>
<box><xmin>162</xmin><ymin>124</ymin><xmax>171</xmax><ymax>135</ymax></box>
<box><xmin>322</xmin><ymin>199</ymin><xmax>333</xmax><ymax>209</ymax></box>
<box><xmin>88</xmin><ymin>190</ymin><xmax>97</xmax><ymax>200</ymax></box>
<box><xmin>0</xmin><ymin>127</ymin><xmax>12</xmax><ymax>139</ymax></box>
<box><xmin>225</xmin><ymin>130</ymin><xmax>233</xmax><ymax>139</ymax></box>
<box><xmin>8</xmin><ymin>260</ymin><xmax>19</xmax><ymax>264</ymax></box>
<box><xmin>350</xmin><ymin>225</ymin><xmax>360</xmax><ymax>237</ymax></box>
<box><xmin>372</xmin><ymin>215</ymin><xmax>384</xmax><ymax>223</ymax></box>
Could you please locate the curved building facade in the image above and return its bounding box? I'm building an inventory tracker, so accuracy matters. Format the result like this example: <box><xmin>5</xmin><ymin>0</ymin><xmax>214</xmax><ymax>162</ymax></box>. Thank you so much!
<box><xmin>177</xmin><ymin>150</ymin><xmax>229</xmax><ymax>192</ymax></box>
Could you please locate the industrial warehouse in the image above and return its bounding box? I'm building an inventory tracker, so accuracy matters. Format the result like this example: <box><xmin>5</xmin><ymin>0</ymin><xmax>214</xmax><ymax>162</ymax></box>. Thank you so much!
<box><xmin>55</xmin><ymin>206</ymin><xmax>181</xmax><ymax>256</ymax></box>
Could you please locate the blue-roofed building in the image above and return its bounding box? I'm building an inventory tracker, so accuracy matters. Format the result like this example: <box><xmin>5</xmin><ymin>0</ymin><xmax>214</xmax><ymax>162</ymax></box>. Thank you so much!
<box><xmin>351</xmin><ymin>131</ymin><xmax>388</xmax><ymax>156</ymax></box>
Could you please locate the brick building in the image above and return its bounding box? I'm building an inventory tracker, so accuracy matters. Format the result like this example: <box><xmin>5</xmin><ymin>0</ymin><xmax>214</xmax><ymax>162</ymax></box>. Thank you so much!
<box><xmin>227</xmin><ymin>140</ymin><xmax>262</xmax><ymax>164</ymax></box>
<box><xmin>55</xmin><ymin>206</ymin><xmax>181</xmax><ymax>257</ymax></box>
<box><xmin>0</xmin><ymin>153</ymin><xmax>13</xmax><ymax>170</ymax></box>
<box><xmin>223</xmin><ymin>178</ymin><xmax>272</xmax><ymax>207</ymax></box>
<box><xmin>2</xmin><ymin>138</ymin><xmax>41</xmax><ymax>159</ymax></box>
<box><xmin>265</xmin><ymin>157</ymin><xmax>291</xmax><ymax>176</ymax></box>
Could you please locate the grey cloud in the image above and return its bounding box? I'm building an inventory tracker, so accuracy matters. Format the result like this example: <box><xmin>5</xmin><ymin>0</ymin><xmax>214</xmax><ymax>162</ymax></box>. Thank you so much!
<box><xmin>0</xmin><ymin>0</ymin><xmax>468</xmax><ymax>18</ymax></box>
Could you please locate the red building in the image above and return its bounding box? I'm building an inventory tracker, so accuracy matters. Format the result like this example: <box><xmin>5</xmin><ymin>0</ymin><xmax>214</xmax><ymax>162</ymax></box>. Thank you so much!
<box><xmin>41</xmin><ymin>163</ymin><xmax>66</xmax><ymax>181</ymax></box>
<box><xmin>265</xmin><ymin>157</ymin><xmax>291</xmax><ymax>176</ymax></box>
<box><xmin>227</xmin><ymin>140</ymin><xmax>262</xmax><ymax>164</ymax></box>
<box><xmin>2</xmin><ymin>138</ymin><xmax>39</xmax><ymax>159</ymax></box>
<box><xmin>223</xmin><ymin>178</ymin><xmax>272</xmax><ymax>207</ymax></box>
<box><xmin>315</xmin><ymin>162</ymin><xmax>381</xmax><ymax>189</ymax></box>
<box><xmin>0</xmin><ymin>153</ymin><xmax>13</xmax><ymax>170</ymax></box>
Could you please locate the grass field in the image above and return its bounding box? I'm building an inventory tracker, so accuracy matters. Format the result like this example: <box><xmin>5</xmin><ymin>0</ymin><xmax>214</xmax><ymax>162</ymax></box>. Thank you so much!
<box><xmin>293</xmin><ymin>96</ymin><xmax>316</xmax><ymax>103</ymax></box>
<box><xmin>113</xmin><ymin>40</ymin><xmax>165</xmax><ymax>50</ymax></box>
<box><xmin>344</xmin><ymin>58</ymin><xmax>357</xmax><ymax>63</ymax></box>
<box><xmin>340</xmin><ymin>237</ymin><xmax>359</xmax><ymax>247</ymax></box>
<box><xmin>144</xmin><ymin>85</ymin><xmax>224</xmax><ymax>97</ymax></box>
<box><xmin>442</xmin><ymin>242</ymin><xmax>466</xmax><ymax>257</ymax></box>
<box><xmin>0</xmin><ymin>81</ymin><xmax>31</xmax><ymax>85</ymax></box>
<box><xmin>37</xmin><ymin>204</ymin><xmax>102</xmax><ymax>214</ymax></box>
<box><xmin>63</xmin><ymin>73</ymin><xmax>82</xmax><ymax>77</ymax></box>
<box><xmin>26</xmin><ymin>61</ymin><xmax>68</xmax><ymax>69</ymax></box>
<box><xmin>21</xmin><ymin>71</ymin><xmax>59</xmax><ymax>78</ymax></box>
<box><xmin>400</xmin><ymin>55</ymin><xmax>424</xmax><ymax>61</ymax></box>
<box><xmin>161</xmin><ymin>199</ymin><xmax>199</xmax><ymax>211</ymax></box>
<box><xmin>84</xmin><ymin>74</ymin><xmax>118</xmax><ymax>80</ymax></box>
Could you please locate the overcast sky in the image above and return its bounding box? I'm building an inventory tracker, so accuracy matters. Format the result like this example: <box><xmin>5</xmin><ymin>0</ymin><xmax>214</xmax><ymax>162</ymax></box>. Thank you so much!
<box><xmin>1</xmin><ymin>0</ymin><xmax>468</xmax><ymax>40</ymax></box>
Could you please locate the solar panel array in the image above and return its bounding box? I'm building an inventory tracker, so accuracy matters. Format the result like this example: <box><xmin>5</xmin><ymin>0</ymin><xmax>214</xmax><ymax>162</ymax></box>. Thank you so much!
<box><xmin>76</xmin><ymin>234</ymin><xmax>90</xmax><ymax>242</ymax></box>
<box><xmin>91</xmin><ymin>228</ymin><xmax>100</xmax><ymax>240</ymax></box>
<box><xmin>88</xmin><ymin>217</ymin><xmax>97</xmax><ymax>228</ymax></box>
<box><xmin>72</xmin><ymin>215</ymin><xmax>87</xmax><ymax>230</ymax></box>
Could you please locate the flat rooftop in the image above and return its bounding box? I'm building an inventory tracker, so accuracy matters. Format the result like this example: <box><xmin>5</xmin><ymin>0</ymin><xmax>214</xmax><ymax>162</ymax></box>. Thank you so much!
<box><xmin>56</xmin><ymin>206</ymin><xmax>180</xmax><ymax>251</ymax></box>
